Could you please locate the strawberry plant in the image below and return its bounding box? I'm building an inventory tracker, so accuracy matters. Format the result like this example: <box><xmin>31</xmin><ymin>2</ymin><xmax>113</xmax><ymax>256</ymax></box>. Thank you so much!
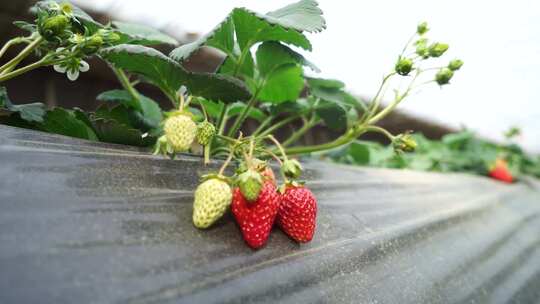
<box><xmin>329</xmin><ymin>129</ymin><xmax>540</xmax><ymax>183</ymax></box>
<box><xmin>0</xmin><ymin>0</ymin><xmax>468</xmax><ymax>248</ymax></box>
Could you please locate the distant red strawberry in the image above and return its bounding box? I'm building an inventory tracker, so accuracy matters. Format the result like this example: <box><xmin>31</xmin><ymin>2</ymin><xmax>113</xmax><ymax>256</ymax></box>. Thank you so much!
<box><xmin>231</xmin><ymin>181</ymin><xmax>280</xmax><ymax>249</ymax></box>
<box><xmin>489</xmin><ymin>159</ymin><xmax>513</xmax><ymax>183</ymax></box>
<box><xmin>277</xmin><ymin>185</ymin><xmax>317</xmax><ymax>243</ymax></box>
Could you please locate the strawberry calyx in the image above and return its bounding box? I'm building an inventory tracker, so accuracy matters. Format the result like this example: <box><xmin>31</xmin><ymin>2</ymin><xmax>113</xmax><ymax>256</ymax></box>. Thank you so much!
<box><xmin>236</xmin><ymin>168</ymin><xmax>264</xmax><ymax>202</ymax></box>
<box><xmin>164</xmin><ymin>109</ymin><xmax>194</xmax><ymax>119</ymax></box>
<box><xmin>278</xmin><ymin>180</ymin><xmax>305</xmax><ymax>194</ymax></box>
<box><xmin>200</xmin><ymin>173</ymin><xmax>232</xmax><ymax>185</ymax></box>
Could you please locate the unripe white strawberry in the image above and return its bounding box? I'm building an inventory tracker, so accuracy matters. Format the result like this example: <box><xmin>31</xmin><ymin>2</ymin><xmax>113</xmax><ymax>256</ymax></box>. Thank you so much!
<box><xmin>193</xmin><ymin>176</ymin><xmax>232</xmax><ymax>229</ymax></box>
<box><xmin>163</xmin><ymin>112</ymin><xmax>197</xmax><ymax>152</ymax></box>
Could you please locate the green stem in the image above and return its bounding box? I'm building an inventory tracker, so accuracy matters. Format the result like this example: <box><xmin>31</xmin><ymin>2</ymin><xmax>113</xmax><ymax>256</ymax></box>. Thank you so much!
<box><xmin>267</xmin><ymin>135</ymin><xmax>289</xmax><ymax>162</ymax></box>
<box><xmin>112</xmin><ymin>67</ymin><xmax>143</xmax><ymax>108</ymax></box>
<box><xmin>215</xmin><ymin>134</ymin><xmax>237</xmax><ymax>144</ymax></box>
<box><xmin>0</xmin><ymin>56</ymin><xmax>49</xmax><ymax>82</ymax></box>
<box><xmin>0</xmin><ymin>37</ymin><xmax>27</xmax><ymax>59</ymax></box>
<box><xmin>232</xmin><ymin>44</ymin><xmax>252</xmax><ymax>77</ymax></box>
<box><xmin>367</xmin><ymin>72</ymin><xmax>395</xmax><ymax>120</ymax></box>
<box><xmin>217</xmin><ymin>104</ymin><xmax>228</xmax><ymax>135</ymax></box>
<box><xmin>283</xmin><ymin>129</ymin><xmax>361</xmax><ymax>156</ymax></box>
<box><xmin>252</xmin><ymin>115</ymin><xmax>274</xmax><ymax>136</ymax></box>
<box><xmin>203</xmin><ymin>144</ymin><xmax>210</xmax><ymax>165</ymax></box>
<box><xmin>227</xmin><ymin>85</ymin><xmax>261</xmax><ymax>137</ymax></box>
<box><xmin>218</xmin><ymin>149</ymin><xmax>235</xmax><ymax>176</ymax></box>
<box><xmin>0</xmin><ymin>35</ymin><xmax>43</xmax><ymax>74</ymax></box>
<box><xmin>258</xmin><ymin>115</ymin><xmax>300</xmax><ymax>138</ymax></box>
<box><xmin>364</xmin><ymin>125</ymin><xmax>395</xmax><ymax>141</ymax></box>
<box><xmin>282</xmin><ymin>116</ymin><xmax>319</xmax><ymax>147</ymax></box>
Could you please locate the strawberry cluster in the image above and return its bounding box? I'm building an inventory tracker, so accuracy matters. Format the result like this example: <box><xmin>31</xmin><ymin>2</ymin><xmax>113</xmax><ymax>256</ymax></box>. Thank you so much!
<box><xmin>191</xmin><ymin>137</ymin><xmax>318</xmax><ymax>249</ymax></box>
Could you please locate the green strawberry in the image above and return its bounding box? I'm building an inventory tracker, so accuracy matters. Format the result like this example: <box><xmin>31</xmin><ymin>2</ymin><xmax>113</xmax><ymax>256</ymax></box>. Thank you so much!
<box><xmin>193</xmin><ymin>175</ymin><xmax>232</xmax><ymax>229</ymax></box>
<box><xmin>281</xmin><ymin>159</ymin><xmax>302</xmax><ymax>179</ymax></box>
<box><xmin>237</xmin><ymin>169</ymin><xmax>263</xmax><ymax>202</ymax></box>
<box><xmin>196</xmin><ymin>121</ymin><xmax>216</xmax><ymax>146</ymax></box>
<box><xmin>163</xmin><ymin>112</ymin><xmax>197</xmax><ymax>152</ymax></box>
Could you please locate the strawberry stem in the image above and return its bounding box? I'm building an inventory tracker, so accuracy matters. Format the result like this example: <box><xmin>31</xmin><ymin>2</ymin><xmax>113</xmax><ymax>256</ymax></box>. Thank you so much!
<box><xmin>267</xmin><ymin>135</ymin><xmax>288</xmax><ymax>162</ymax></box>
<box><xmin>218</xmin><ymin>133</ymin><xmax>243</xmax><ymax>175</ymax></box>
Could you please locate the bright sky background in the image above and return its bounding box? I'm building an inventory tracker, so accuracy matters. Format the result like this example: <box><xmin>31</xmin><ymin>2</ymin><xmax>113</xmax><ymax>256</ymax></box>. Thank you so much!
<box><xmin>75</xmin><ymin>0</ymin><xmax>540</xmax><ymax>152</ymax></box>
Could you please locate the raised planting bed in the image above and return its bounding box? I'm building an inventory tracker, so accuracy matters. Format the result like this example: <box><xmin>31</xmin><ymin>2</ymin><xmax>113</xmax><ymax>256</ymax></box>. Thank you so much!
<box><xmin>1</xmin><ymin>124</ymin><xmax>539</xmax><ymax>303</ymax></box>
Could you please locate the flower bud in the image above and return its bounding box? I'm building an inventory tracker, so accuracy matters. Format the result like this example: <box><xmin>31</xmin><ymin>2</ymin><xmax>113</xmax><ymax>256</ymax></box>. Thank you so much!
<box><xmin>97</xmin><ymin>29</ymin><xmax>121</xmax><ymax>45</ymax></box>
<box><xmin>417</xmin><ymin>22</ymin><xmax>429</xmax><ymax>35</ymax></box>
<box><xmin>81</xmin><ymin>34</ymin><xmax>103</xmax><ymax>54</ymax></box>
<box><xmin>393</xmin><ymin>133</ymin><xmax>417</xmax><ymax>152</ymax></box>
<box><xmin>415</xmin><ymin>38</ymin><xmax>429</xmax><ymax>59</ymax></box>
<box><xmin>448</xmin><ymin>59</ymin><xmax>463</xmax><ymax>71</ymax></box>
<box><xmin>428</xmin><ymin>42</ymin><xmax>449</xmax><ymax>57</ymax></box>
<box><xmin>435</xmin><ymin>68</ymin><xmax>454</xmax><ymax>85</ymax></box>
<box><xmin>281</xmin><ymin>159</ymin><xmax>302</xmax><ymax>179</ymax></box>
<box><xmin>40</xmin><ymin>14</ymin><xmax>70</xmax><ymax>40</ymax></box>
<box><xmin>60</xmin><ymin>2</ymin><xmax>73</xmax><ymax>16</ymax></box>
<box><xmin>395</xmin><ymin>57</ymin><xmax>413</xmax><ymax>76</ymax></box>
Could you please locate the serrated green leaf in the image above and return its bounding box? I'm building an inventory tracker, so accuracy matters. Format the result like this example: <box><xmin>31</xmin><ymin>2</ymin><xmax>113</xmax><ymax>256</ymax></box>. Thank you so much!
<box><xmin>227</xmin><ymin>102</ymin><xmax>268</xmax><ymax>122</ymax></box>
<box><xmin>40</xmin><ymin>108</ymin><xmax>98</xmax><ymax>141</ymax></box>
<box><xmin>100</xmin><ymin>45</ymin><xmax>251</xmax><ymax>103</ymax></box>
<box><xmin>198</xmin><ymin>99</ymin><xmax>225</xmax><ymax>119</ymax></box>
<box><xmin>113</xmin><ymin>21</ymin><xmax>178</xmax><ymax>46</ymax></box>
<box><xmin>170</xmin><ymin>0</ymin><xmax>325</xmax><ymax>63</ymax></box>
<box><xmin>97</xmin><ymin>90</ymin><xmax>138</xmax><ymax>109</ymax></box>
<box><xmin>306</xmin><ymin>77</ymin><xmax>345</xmax><ymax>89</ymax></box>
<box><xmin>308</xmin><ymin>79</ymin><xmax>367</xmax><ymax>112</ymax></box>
<box><xmin>256</xmin><ymin>42</ymin><xmax>319</xmax><ymax>77</ymax></box>
<box><xmin>91</xmin><ymin>117</ymin><xmax>154</xmax><ymax>147</ymax></box>
<box><xmin>13</xmin><ymin>21</ymin><xmax>36</xmax><ymax>33</ymax></box>
<box><xmin>170</xmin><ymin>16</ymin><xmax>235</xmax><ymax>62</ymax></box>
<box><xmin>347</xmin><ymin>142</ymin><xmax>371</xmax><ymax>165</ymax></box>
<box><xmin>94</xmin><ymin>104</ymin><xmax>133</xmax><ymax>126</ymax></box>
<box><xmin>0</xmin><ymin>87</ymin><xmax>45</xmax><ymax>123</ymax></box>
<box><xmin>233</xmin><ymin>8</ymin><xmax>312</xmax><ymax>51</ymax></box>
<box><xmin>96</xmin><ymin>89</ymin><xmax>162</xmax><ymax>129</ymax></box>
<box><xmin>266</xmin><ymin>0</ymin><xmax>326</xmax><ymax>33</ymax></box>
<box><xmin>315</xmin><ymin>100</ymin><xmax>347</xmax><ymax>131</ymax></box>
<box><xmin>267</xmin><ymin>99</ymin><xmax>310</xmax><ymax>116</ymax></box>
<box><xmin>217</xmin><ymin>48</ymin><xmax>254</xmax><ymax>78</ymax></box>
<box><xmin>258</xmin><ymin>65</ymin><xmax>304</xmax><ymax>103</ymax></box>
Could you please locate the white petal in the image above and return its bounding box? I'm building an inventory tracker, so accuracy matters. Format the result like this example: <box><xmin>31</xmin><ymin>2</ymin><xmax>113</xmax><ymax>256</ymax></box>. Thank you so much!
<box><xmin>67</xmin><ymin>70</ymin><xmax>79</xmax><ymax>81</ymax></box>
<box><xmin>78</xmin><ymin>61</ymin><xmax>89</xmax><ymax>72</ymax></box>
<box><xmin>54</xmin><ymin>65</ymin><xmax>66</xmax><ymax>73</ymax></box>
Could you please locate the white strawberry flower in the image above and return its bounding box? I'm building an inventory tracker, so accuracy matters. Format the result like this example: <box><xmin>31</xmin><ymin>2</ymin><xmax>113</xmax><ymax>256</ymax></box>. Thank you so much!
<box><xmin>53</xmin><ymin>48</ymin><xmax>89</xmax><ymax>81</ymax></box>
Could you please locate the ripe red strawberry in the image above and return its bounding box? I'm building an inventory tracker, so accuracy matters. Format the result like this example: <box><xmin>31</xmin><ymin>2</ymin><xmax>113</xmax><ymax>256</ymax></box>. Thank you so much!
<box><xmin>277</xmin><ymin>185</ymin><xmax>317</xmax><ymax>243</ymax></box>
<box><xmin>489</xmin><ymin>159</ymin><xmax>513</xmax><ymax>183</ymax></box>
<box><xmin>231</xmin><ymin>181</ymin><xmax>280</xmax><ymax>249</ymax></box>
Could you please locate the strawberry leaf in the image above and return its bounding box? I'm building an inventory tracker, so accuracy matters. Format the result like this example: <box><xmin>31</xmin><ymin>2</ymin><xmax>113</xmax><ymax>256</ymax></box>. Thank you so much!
<box><xmin>232</xmin><ymin>8</ymin><xmax>312</xmax><ymax>51</ymax></box>
<box><xmin>113</xmin><ymin>21</ymin><xmax>178</xmax><ymax>46</ymax></box>
<box><xmin>100</xmin><ymin>45</ymin><xmax>251</xmax><ymax>103</ymax></box>
<box><xmin>315</xmin><ymin>100</ymin><xmax>348</xmax><ymax>131</ymax></box>
<box><xmin>0</xmin><ymin>87</ymin><xmax>45</xmax><ymax>123</ymax></box>
<box><xmin>256</xmin><ymin>42</ymin><xmax>319</xmax><ymax>76</ymax></box>
<box><xmin>258</xmin><ymin>64</ymin><xmax>304</xmax><ymax>103</ymax></box>
<box><xmin>227</xmin><ymin>102</ymin><xmax>268</xmax><ymax>122</ymax></box>
<box><xmin>266</xmin><ymin>0</ymin><xmax>326</xmax><ymax>33</ymax></box>
<box><xmin>39</xmin><ymin>108</ymin><xmax>98</xmax><ymax>141</ymax></box>
<box><xmin>96</xmin><ymin>89</ymin><xmax>162</xmax><ymax>129</ymax></box>
<box><xmin>169</xmin><ymin>16</ymin><xmax>235</xmax><ymax>62</ymax></box>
